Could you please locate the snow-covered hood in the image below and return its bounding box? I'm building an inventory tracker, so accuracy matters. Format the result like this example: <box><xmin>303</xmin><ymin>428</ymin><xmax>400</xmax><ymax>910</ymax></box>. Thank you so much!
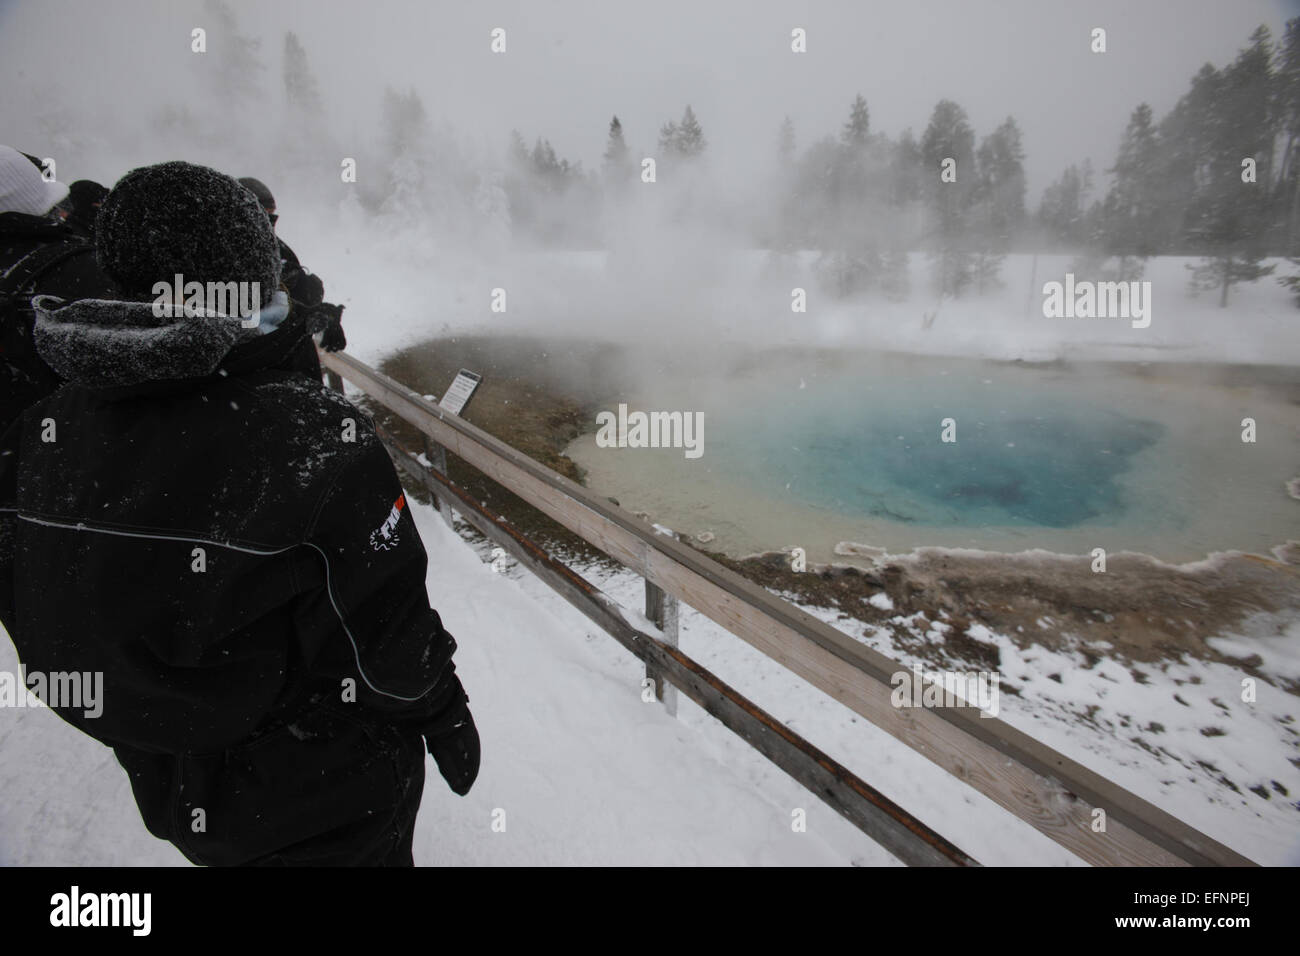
<box><xmin>31</xmin><ymin>292</ymin><xmax>288</xmax><ymax>389</ymax></box>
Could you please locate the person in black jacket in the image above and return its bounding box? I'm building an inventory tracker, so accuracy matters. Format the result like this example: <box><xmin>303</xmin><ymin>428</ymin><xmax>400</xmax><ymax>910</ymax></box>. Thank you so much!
<box><xmin>59</xmin><ymin>179</ymin><xmax>108</xmax><ymax>239</ymax></box>
<box><xmin>0</xmin><ymin>145</ymin><xmax>117</xmax><ymax>434</ymax></box>
<box><xmin>238</xmin><ymin>176</ymin><xmax>347</xmax><ymax>353</ymax></box>
<box><xmin>0</xmin><ymin>161</ymin><xmax>479</xmax><ymax>866</ymax></box>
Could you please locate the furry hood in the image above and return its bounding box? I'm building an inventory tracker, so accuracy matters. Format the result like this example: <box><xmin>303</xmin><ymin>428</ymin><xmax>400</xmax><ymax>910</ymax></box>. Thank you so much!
<box><xmin>31</xmin><ymin>292</ymin><xmax>288</xmax><ymax>389</ymax></box>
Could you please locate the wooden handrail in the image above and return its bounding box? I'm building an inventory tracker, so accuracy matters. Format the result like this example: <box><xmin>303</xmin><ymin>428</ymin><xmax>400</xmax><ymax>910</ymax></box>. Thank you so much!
<box><xmin>322</xmin><ymin>349</ymin><xmax>1255</xmax><ymax>867</ymax></box>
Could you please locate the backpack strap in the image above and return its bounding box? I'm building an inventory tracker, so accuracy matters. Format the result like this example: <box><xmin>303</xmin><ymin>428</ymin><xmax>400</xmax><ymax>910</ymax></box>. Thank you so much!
<box><xmin>0</xmin><ymin>240</ymin><xmax>96</xmax><ymax>303</ymax></box>
<box><xmin>0</xmin><ymin>241</ymin><xmax>96</xmax><ymax>384</ymax></box>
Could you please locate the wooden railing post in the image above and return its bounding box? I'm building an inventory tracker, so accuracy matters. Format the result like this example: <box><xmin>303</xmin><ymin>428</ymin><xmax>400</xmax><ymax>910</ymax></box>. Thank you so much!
<box><xmin>423</xmin><ymin>436</ymin><xmax>455</xmax><ymax>530</ymax></box>
<box><xmin>644</xmin><ymin>580</ymin><xmax>680</xmax><ymax>717</ymax></box>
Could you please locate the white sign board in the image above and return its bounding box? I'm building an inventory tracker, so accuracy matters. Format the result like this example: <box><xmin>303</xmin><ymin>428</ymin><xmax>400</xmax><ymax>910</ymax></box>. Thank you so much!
<box><xmin>440</xmin><ymin>369</ymin><xmax>482</xmax><ymax>416</ymax></box>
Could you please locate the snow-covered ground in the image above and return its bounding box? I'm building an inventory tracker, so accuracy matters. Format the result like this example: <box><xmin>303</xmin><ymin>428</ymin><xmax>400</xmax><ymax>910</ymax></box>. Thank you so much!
<box><xmin>576</xmin><ymin>558</ymin><xmax>1300</xmax><ymax>866</ymax></box>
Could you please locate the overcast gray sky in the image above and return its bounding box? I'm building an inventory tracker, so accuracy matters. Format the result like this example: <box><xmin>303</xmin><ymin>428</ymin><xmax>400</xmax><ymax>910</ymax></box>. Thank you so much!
<box><xmin>2</xmin><ymin>0</ymin><xmax>1296</xmax><ymax>198</ymax></box>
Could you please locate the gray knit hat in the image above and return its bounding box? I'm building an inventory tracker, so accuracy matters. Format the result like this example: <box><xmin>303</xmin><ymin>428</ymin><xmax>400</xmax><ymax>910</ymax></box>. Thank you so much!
<box><xmin>96</xmin><ymin>161</ymin><xmax>281</xmax><ymax>305</ymax></box>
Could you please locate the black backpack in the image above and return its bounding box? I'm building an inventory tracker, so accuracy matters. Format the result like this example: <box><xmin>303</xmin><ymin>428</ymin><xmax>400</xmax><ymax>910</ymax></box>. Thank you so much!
<box><xmin>0</xmin><ymin>240</ymin><xmax>96</xmax><ymax>428</ymax></box>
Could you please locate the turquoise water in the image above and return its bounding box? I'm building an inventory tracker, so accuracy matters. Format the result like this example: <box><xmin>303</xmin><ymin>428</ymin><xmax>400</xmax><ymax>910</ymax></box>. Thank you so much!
<box><xmin>567</xmin><ymin>349</ymin><xmax>1298</xmax><ymax>561</ymax></box>
<box><xmin>712</xmin><ymin>379</ymin><xmax>1164</xmax><ymax>530</ymax></box>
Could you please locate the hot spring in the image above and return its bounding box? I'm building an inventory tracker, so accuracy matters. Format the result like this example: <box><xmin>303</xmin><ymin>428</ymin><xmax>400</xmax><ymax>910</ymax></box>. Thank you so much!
<box><xmin>565</xmin><ymin>349</ymin><xmax>1300</xmax><ymax>565</ymax></box>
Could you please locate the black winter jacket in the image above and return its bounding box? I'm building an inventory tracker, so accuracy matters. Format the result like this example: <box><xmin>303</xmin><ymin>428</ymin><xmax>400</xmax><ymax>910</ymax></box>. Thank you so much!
<box><xmin>0</xmin><ymin>294</ymin><xmax>456</xmax><ymax>864</ymax></box>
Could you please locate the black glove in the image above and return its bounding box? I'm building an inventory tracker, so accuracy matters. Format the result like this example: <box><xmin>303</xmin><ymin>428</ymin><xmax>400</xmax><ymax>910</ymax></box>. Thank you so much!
<box><xmin>317</xmin><ymin>302</ymin><xmax>347</xmax><ymax>352</ymax></box>
<box><xmin>419</xmin><ymin>671</ymin><xmax>480</xmax><ymax>796</ymax></box>
<box><xmin>285</xmin><ymin>265</ymin><xmax>325</xmax><ymax>309</ymax></box>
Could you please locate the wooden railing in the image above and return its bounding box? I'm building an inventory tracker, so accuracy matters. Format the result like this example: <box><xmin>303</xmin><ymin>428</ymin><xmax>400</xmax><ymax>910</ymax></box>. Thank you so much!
<box><xmin>321</xmin><ymin>349</ymin><xmax>1255</xmax><ymax>867</ymax></box>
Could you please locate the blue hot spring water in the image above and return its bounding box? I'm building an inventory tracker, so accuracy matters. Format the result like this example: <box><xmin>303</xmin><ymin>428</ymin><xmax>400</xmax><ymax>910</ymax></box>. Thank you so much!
<box><xmin>711</xmin><ymin>375</ymin><xmax>1165</xmax><ymax>530</ymax></box>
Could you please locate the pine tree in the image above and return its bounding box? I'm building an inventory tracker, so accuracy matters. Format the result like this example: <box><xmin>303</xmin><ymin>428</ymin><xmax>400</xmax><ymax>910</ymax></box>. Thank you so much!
<box><xmin>676</xmin><ymin>105</ymin><xmax>706</xmax><ymax>157</ymax></box>
<box><xmin>841</xmin><ymin>94</ymin><xmax>870</xmax><ymax>147</ymax></box>
<box><xmin>378</xmin><ymin>87</ymin><xmax>432</xmax><ymax>218</ymax></box>
<box><xmin>975</xmin><ymin>117</ymin><xmax>1026</xmax><ymax>243</ymax></box>
<box><xmin>279</xmin><ymin>30</ymin><xmax>331</xmax><ymax>177</ymax></box>
<box><xmin>1275</xmin><ymin>257</ymin><xmax>1300</xmax><ymax>304</ymax></box>
<box><xmin>658</xmin><ymin>120</ymin><xmax>678</xmax><ymax>155</ymax></box>
<box><xmin>508</xmin><ymin>129</ymin><xmax>530</xmax><ymax>166</ymax></box>
<box><xmin>1187</xmin><ymin>251</ymin><xmax>1275</xmax><ymax>306</ymax></box>
<box><xmin>920</xmin><ymin>100</ymin><xmax>977</xmax><ymax>295</ymax></box>
<box><xmin>881</xmin><ymin>247</ymin><xmax>911</xmax><ymax>301</ymax></box>
<box><xmin>201</xmin><ymin>0</ymin><xmax>263</xmax><ymax>115</ymax></box>
<box><xmin>920</xmin><ymin>100</ymin><xmax>976</xmax><ymax>206</ymax></box>
<box><xmin>503</xmin><ymin>130</ymin><xmax>535</xmax><ymax>233</ymax></box>
<box><xmin>283</xmin><ymin>31</ymin><xmax>322</xmax><ymax>115</ymax></box>
<box><xmin>603</xmin><ymin>116</ymin><xmax>629</xmax><ymax>170</ymax></box>
<box><xmin>1226</xmin><ymin>27</ymin><xmax>1276</xmax><ymax>195</ymax></box>
<box><xmin>1103</xmin><ymin>103</ymin><xmax>1161</xmax><ymax>267</ymax></box>
<box><xmin>836</xmin><ymin>95</ymin><xmax>877</xmax><ymax>233</ymax></box>
<box><xmin>660</xmin><ymin>106</ymin><xmax>706</xmax><ymax>158</ymax></box>
<box><xmin>602</xmin><ymin>116</ymin><xmax>633</xmax><ymax>206</ymax></box>
<box><xmin>1185</xmin><ymin>27</ymin><xmax>1278</xmax><ymax>306</ymax></box>
<box><xmin>778</xmin><ymin>116</ymin><xmax>796</xmax><ymax>168</ymax></box>
<box><xmin>474</xmin><ymin>170</ymin><xmax>512</xmax><ymax>249</ymax></box>
<box><xmin>967</xmin><ymin>116</ymin><xmax>1025</xmax><ymax>291</ymax></box>
<box><xmin>1274</xmin><ymin>19</ymin><xmax>1300</xmax><ymax>250</ymax></box>
<box><xmin>531</xmin><ymin>138</ymin><xmax>562</xmax><ymax>193</ymax></box>
<box><xmin>381</xmin><ymin>86</ymin><xmax>429</xmax><ymax>158</ymax></box>
<box><xmin>1158</xmin><ymin>64</ymin><xmax>1224</xmax><ymax>247</ymax></box>
<box><xmin>1037</xmin><ymin>161</ymin><xmax>1094</xmax><ymax>248</ymax></box>
<box><xmin>889</xmin><ymin>128</ymin><xmax>923</xmax><ymax>209</ymax></box>
<box><xmin>814</xmin><ymin>246</ymin><xmax>881</xmax><ymax>298</ymax></box>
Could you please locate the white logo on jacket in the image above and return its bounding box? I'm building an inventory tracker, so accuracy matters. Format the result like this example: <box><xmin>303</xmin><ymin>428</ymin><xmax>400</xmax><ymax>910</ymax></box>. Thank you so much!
<box><xmin>369</xmin><ymin>494</ymin><xmax>406</xmax><ymax>551</ymax></box>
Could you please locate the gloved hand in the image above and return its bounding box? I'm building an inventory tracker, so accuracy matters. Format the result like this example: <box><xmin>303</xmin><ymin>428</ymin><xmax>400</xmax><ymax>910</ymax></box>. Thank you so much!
<box><xmin>419</xmin><ymin>671</ymin><xmax>480</xmax><ymax>796</ymax></box>
<box><xmin>317</xmin><ymin>303</ymin><xmax>347</xmax><ymax>352</ymax></box>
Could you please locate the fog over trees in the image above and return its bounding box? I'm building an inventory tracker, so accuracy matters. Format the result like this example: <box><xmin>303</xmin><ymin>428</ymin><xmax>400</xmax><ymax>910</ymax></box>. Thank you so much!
<box><xmin>6</xmin><ymin>1</ymin><xmax>1298</xmax><ymax>307</ymax></box>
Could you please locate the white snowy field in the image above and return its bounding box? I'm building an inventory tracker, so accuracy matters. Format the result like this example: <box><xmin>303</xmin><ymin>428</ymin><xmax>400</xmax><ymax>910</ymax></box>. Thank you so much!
<box><xmin>571</xmin><ymin>553</ymin><xmax>1300</xmax><ymax>867</ymax></box>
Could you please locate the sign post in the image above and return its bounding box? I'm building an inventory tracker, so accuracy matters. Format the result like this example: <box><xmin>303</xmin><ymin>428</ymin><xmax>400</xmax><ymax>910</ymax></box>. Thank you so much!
<box><xmin>426</xmin><ymin>369</ymin><xmax>482</xmax><ymax>529</ymax></box>
<box><xmin>439</xmin><ymin>369</ymin><xmax>482</xmax><ymax>417</ymax></box>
